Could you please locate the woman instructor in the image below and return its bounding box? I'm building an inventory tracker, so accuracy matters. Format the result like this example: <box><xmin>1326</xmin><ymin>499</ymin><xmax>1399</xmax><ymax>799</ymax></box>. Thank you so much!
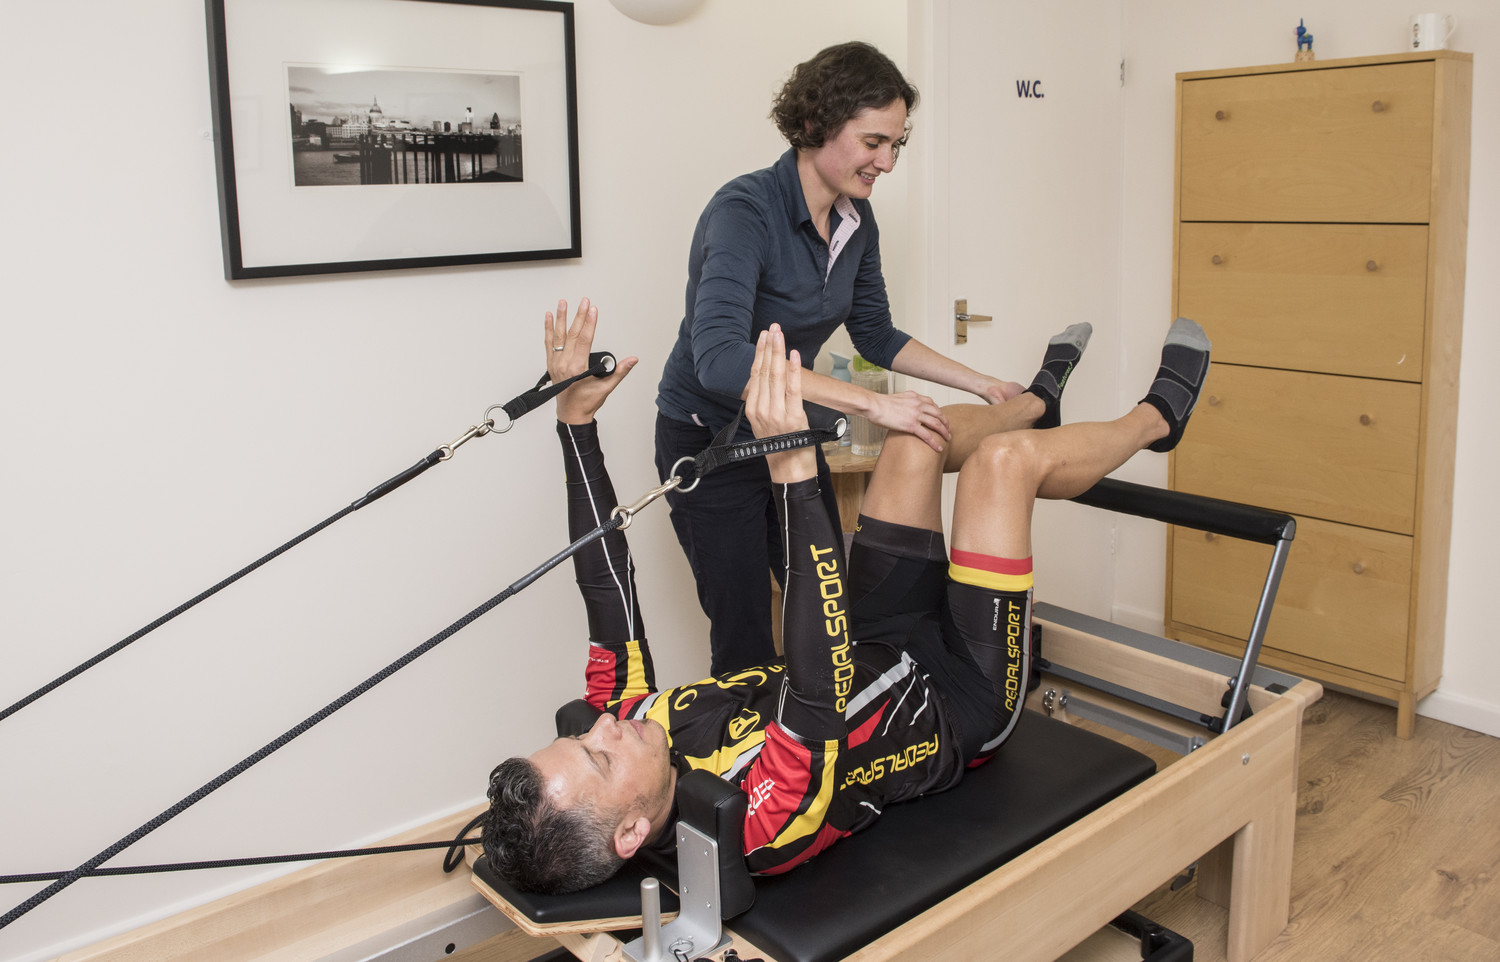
<box><xmin>655</xmin><ymin>42</ymin><xmax>1031</xmax><ymax>675</ymax></box>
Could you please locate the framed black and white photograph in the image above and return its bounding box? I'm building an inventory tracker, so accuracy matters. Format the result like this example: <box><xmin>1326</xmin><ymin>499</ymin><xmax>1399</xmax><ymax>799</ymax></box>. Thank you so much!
<box><xmin>206</xmin><ymin>0</ymin><xmax>579</xmax><ymax>279</ymax></box>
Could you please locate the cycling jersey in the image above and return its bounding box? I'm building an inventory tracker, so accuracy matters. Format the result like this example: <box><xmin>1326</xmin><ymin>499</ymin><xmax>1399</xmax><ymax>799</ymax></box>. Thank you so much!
<box><xmin>559</xmin><ymin>420</ymin><xmax>971</xmax><ymax>875</ymax></box>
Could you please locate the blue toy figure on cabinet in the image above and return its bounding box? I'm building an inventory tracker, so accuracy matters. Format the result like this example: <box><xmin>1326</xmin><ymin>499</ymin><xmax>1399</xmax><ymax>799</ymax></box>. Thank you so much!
<box><xmin>1295</xmin><ymin>19</ymin><xmax>1315</xmax><ymax>62</ymax></box>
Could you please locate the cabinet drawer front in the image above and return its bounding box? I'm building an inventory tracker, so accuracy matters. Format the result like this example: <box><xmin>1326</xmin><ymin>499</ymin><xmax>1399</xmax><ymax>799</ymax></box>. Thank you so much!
<box><xmin>1178</xmin><ymin>223</ymin><xmax>1427</xmax><ymax>381</ymax></box>
<box><xmin>1174</xmin><ymin>364</ymin><xmax>1420</xmax><ymax>532</ymax></box>
<box><xmin>1171</xmin><ymin>517</ymin><xmax>1411</xmax><ymax>681</ymax></box>
<box><xmin>1180</xmin><ymin>62</ymin><xmax>1435</xmax><ymax>222</ymax></box>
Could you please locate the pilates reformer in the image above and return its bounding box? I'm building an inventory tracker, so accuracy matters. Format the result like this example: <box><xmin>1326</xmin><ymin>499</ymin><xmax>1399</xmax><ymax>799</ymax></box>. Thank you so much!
<box><xmin>46</xmin><ymin>477</ymin><xmax>1320</xmax><ymax>962</ymax></box>
<box><xmin>458</xmin><ymin>479</ymin><xmax>1316</xmax><ymax>962</ymax></box>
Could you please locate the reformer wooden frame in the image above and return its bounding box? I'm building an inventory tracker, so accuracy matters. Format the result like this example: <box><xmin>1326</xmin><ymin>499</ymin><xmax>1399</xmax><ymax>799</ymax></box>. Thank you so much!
<box><xmin>57</xmin><ymin>615</ymin><xmax>1320</xmax><ymax>962</ymax></box>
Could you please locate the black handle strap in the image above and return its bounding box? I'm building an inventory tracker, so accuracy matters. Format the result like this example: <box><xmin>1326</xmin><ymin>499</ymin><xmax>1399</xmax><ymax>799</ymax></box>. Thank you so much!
<box><xmin>677</xmin><ymin>404</ymin><xmax>847</xmax><ymax>487</ymax></box>
<box><xmin>500</xmin><ymin>352</ymin><xmax>616</xmax><ymax>424</ymax></box>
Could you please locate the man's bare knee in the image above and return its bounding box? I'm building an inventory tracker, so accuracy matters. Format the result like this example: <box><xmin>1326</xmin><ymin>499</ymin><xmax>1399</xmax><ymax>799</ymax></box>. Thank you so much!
<box><xmin>962</xmin><ymin>432</ymin><xmax>1043</xmax><ymax>487</ymax></box>
<box><xmin>877</xmin><ymin>430</ymin><xmax>945</xmax><ymax>472</ymax></box>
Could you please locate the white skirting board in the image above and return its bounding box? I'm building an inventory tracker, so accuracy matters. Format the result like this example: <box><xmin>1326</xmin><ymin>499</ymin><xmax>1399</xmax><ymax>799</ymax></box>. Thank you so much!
<box><xmin>1418</xmin><ymin>689</ymin><xmax>1500</xmax><ymax>740</ymax></box>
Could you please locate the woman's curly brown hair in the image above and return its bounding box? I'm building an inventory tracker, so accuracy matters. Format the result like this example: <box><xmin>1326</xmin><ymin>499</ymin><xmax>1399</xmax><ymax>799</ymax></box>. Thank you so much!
<box><xmin>771</xmin><ymin>41</ymin><xmax>919</xmax><ymax>152</ymax></box>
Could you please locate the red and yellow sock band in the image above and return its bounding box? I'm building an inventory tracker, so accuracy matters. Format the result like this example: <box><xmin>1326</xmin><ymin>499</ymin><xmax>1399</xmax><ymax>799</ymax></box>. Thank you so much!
<box><xmin>948</xmin><ymin>549</ymin><xmax>1034</xmax><ymax>592</ymax></box>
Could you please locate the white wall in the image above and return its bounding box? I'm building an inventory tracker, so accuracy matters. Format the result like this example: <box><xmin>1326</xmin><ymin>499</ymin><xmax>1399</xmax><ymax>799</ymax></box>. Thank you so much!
<box><xmin>0</xmin><ymin>2</ymin><xmax>908</xmax><ymax>959</ymax></box>
<box><xmin>4</xmin><ymin>1</ymin><xmax>1496</xmax><ymax>958</ymax></box>
<box><xmin>1117</xmin><ymin>1</ymin><xmax>1500</xmax><ymax>737</ymax></box>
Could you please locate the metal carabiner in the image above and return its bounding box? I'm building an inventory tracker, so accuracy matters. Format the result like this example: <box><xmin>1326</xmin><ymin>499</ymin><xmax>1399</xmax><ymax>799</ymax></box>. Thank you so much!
<box><xmin>437</xmin><ymin>421</ymin><xmax>492</xmax><ymax>461</ymax></box>
<box><xmin>610</xmin><ymin>476</ymin><xmax>683</xmax><ymax>530</ymax></box>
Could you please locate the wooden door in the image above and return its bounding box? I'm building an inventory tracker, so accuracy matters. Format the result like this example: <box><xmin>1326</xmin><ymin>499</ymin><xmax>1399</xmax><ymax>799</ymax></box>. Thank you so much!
<box><xmin>924</xmin><ymin>0</ymin><xmax>1125</xmax><ymax>619</ymax></box>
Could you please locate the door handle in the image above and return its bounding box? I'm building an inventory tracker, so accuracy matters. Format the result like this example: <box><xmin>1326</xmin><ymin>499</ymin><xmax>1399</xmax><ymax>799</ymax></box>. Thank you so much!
<box><xmin>955</xmin><ymin>299</ymin><xmax>992</xmax><ymax>344</ymax></box>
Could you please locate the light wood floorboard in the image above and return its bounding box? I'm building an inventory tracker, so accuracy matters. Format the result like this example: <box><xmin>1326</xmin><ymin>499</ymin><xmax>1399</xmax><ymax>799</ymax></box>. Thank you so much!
<box><xmin>1128</xmin><ymin>690</ymin><xmax>1500</xmax><ymax>961</ymax></box>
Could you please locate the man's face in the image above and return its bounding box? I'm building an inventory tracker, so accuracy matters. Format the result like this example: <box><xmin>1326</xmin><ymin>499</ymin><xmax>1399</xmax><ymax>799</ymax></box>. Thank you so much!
<box><xmin>805</xmin><ymin>99</ymin><xmax>908</xmax><ymax>202</ymax></box>
<box><xmin>529</xmin><ymin>712</ymin><xmax>674</xmax><ymax>848</ymax></box>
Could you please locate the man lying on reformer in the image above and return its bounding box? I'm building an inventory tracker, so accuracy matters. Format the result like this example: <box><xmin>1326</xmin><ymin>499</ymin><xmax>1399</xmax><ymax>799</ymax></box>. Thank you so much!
<box><xmin>482</xmin><ymin>298</ymin><xmax>1209</xmax><ymax>895</ymax></box>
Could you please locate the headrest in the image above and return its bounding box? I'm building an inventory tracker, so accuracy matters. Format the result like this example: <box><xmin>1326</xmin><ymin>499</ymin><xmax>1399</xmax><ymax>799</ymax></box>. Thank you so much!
<box><xmin>671</xmin><ymin>770</ymin><xmax>754</xmax><ymax>918</ymax></box>
<box><xmin>555</xmin><ymin>698</ymin><xmax>603</xmax><ymax>737</ymax></box>
<box><xmin>472</xmin><ymin>852</ymin><xmax>680</xmax><ymax>931</ymax></box>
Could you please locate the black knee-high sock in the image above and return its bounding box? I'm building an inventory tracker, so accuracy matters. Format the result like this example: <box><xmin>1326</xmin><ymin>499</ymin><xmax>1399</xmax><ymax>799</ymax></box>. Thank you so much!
<box><xmin>1024</xmin><ymin>322</ymin><xmax>1093</xmax><ymax>429</ymax></box>
<box><xmin>1141</xmin><ymin>316</ymin><xmax>1211</xmax><ymax>453</ymax></box>
<box><xmin>948</xmin><ymin>550</ymin><xmax>1034</xmax><ymax>762</ymax></box>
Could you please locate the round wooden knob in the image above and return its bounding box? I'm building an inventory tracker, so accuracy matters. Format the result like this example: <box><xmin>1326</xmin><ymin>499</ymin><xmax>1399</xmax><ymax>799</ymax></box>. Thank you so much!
<box><xmin>1353</xmin><ymin>562</ymin><xmax>1366</xmax><ymax>575</ymax></box>
<box><xmin>1366</xmin><ymin>260</ymin><xmax>1379</xmax><ymax>272</ymax></box>
<box><xmin>1215</xmin><ymin>109</ymin><xmax>1227</xmax><ymax>121</ymax></box>
<box><xmin>1372</xmin><ymin>100</ymin><xmax>1385</xmax><ymax>113</ymax></box>
<box><xmin>1212</xmin><ymin>254</ymin><xmax>1224</xmax><ymax>265</ymax></box>
<box><xmin>1208</xmin><ymin>395</ymin><xmax>1221</xmax><ymax>406</ymax></box>
<box><xmin>1359</xmin><ymin>414</ymin><xmax>1372</xmax><ymax>426</ymax></box>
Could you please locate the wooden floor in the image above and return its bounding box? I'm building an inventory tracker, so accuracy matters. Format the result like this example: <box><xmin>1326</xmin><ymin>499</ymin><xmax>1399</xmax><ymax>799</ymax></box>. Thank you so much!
<box><xmin>1124</xmin><ymin>689</ymin><xmax>1500</xmax><ymax>961</ymax></box>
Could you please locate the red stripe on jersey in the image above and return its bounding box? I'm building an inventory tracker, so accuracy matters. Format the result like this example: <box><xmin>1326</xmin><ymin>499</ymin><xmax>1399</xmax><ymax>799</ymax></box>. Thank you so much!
<box><xmin>949</xmin><ymin>549</ymin><xmax>1033</xmax><ymax>575</ymax></box>
<box><xmin>754</xmin><ymin>821</ymin><xmax>850</xmax><ymax>875</ymax></box>
<box><xmin>741</xmin><ymin>725</ymin><xmax>815</xmax><ymax>852</ymax></box>
<box><xmin>846</xmin><ymin>700</ymin><xmax>887</xmax><ymax>749</ymax></box>
<box><xmin>584</xmin><ymin>647</ymin><xmax>619</xmax><ymax>710</ymax></box>
<box><xmin>616</xmin><ymin>693</ymin><xmax>650</xmax><ymax>718</ymax></box>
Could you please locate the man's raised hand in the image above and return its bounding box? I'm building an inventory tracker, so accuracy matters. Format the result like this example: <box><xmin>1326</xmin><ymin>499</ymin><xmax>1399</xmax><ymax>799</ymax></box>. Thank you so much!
<box><xmin>546</xmin><ymin>298</ymin><xmax>638</xmax><ymax>425</ymax></box>
<box><xmin>745</xmin><ymin>324</ymin><xmax>815</xmax><ymax>484</ymax></box>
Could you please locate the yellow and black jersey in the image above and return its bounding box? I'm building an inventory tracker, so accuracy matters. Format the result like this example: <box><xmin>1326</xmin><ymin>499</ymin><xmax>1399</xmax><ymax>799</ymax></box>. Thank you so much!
<box><xmin>560</xmin><ymin>421</ymin><xmax>966</xmax><ymax>875</ymax></box>
<box><xmin>587</xmin><ymin>637</ymin><xmax>962</xmax><ymax>874</ymax></box>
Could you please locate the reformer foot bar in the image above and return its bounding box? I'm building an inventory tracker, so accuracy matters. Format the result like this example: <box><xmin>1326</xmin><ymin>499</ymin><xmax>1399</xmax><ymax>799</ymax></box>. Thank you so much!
<box><xmin>56</xmin><ymin>479</ymin><xmax>1320</xmax><ymax>962</ymax></box>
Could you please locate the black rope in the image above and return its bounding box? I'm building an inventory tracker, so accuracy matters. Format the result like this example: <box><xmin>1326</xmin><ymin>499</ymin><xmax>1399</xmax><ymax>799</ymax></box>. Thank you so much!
<box><xmin>0</xmin><ymin>355</ymin><xmax>615</xmax><ymax>728</ymax></box>
<box><xmin>0</xmin><ymin>499</ymin><xmax>361</xmax><ymax>726</ymax></box>
<box><xmin>0</xmin><ymin>837</ymin><xmax>482</xmax><ymax>885</ymax></box>
<box><xmin>0</xmin><ymin>515</ymin><xmax>623</xmax><ymax>930</ymax></box>
<box><xmin>443</xmin><ymin>812</ymin><xmax>489</xmax><ymax>874</ymax></box>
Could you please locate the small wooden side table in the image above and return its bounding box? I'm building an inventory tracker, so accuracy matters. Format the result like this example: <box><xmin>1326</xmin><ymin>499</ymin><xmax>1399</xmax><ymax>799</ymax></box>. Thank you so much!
<box><xmin>821</xmin><ymin>442</ymin><xmax>878</xmax><ymax>532</ymax></box>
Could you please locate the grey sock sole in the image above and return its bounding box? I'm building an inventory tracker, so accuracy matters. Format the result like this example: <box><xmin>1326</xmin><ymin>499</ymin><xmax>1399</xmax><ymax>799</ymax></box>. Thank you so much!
<box><xmin>1028</xmin><ymin>322</ymin><xmax>1095</xmax><ymax>428</ymax></box>
<box><xmin>1144</xmin><ymin>317</ymin><xmax>1210</xmax><ymax>453</ymax></box>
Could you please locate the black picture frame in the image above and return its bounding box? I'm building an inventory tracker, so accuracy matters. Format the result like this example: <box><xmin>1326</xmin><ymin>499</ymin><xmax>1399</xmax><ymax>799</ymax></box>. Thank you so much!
<box><xmin>205</xmin><ymin>0</ymin><xmax>580</xmax><ymax>279</ymax></box>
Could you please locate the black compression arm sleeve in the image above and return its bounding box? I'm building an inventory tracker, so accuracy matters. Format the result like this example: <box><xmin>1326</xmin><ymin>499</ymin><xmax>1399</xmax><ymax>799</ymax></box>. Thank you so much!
<box><xmin>773</xmin><ymin>478</ymin><xmax>851</xmax><ymax>742</ymax></box>
<box><xmin>557</xmin><ymin>421</ymin><xmax>646</xmax><ymax>646</ymax></box>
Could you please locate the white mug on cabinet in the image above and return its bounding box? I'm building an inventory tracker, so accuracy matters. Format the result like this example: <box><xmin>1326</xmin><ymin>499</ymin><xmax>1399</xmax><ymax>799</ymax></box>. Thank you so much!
<box><xmin>1409</xmin><ymin>13</ymin><xmax>1459</xmax><ymax>50</ymax></box>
